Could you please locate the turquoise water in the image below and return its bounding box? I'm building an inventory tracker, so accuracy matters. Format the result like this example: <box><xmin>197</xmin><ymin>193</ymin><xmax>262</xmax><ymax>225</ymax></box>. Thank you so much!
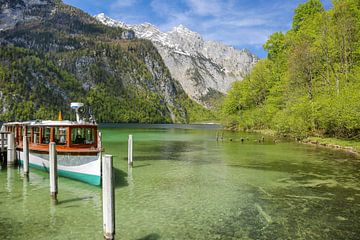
<box><xmin>1</xmin><ymin>125</ymin><xmax>360</xmax><ymax>239</ymax></box>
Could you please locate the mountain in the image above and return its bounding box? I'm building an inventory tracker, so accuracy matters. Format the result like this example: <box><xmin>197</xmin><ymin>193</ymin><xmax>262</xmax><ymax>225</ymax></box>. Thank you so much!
<box><xmin>0</xmin><ymin>0</ymin><xmax>212</xmax><ymax>123</ymax></box>
<box><xmin>95</xmin><ymin>13</ymin><xmax>258</xmax><ymax>108</ymax></box>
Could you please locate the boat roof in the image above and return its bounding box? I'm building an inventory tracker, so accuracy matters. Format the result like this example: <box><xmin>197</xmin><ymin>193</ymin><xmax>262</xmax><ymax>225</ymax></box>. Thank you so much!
<box><xmin>4</xmin><ymin>120</ymin><xmax>97</xmax><ymax>127</ymax></box>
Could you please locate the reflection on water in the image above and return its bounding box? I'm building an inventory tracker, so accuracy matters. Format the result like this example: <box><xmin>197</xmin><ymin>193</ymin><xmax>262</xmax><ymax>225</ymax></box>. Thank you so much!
<box><xmin>127</xmin><ymin>165</ymin><xmax>133</xmax><ymax>183</ymax></box>
<box><xmin>0</xmin><ymin>126</ymin><xmax>359</xmax><ymax>239</ymax></box>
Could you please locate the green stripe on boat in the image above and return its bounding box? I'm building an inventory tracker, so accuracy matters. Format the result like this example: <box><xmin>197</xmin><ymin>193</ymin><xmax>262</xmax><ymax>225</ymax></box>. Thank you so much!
<box><xmin>19</xmin><ymin>160</ymin><xmax>101</xmax><ymax>186</ymax></box>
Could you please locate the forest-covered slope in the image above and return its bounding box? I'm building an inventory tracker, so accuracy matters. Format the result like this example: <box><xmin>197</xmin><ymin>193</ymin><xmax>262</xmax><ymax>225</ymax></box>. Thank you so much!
<box><xmin>221</xmin><ymin>0</ymin><xmax>360</xmax><ymax>139</ymax></box>
<box><xmin>0</xmin><ymin>0</ymin><xmax>213</xmax><ymax>123</ymax></box>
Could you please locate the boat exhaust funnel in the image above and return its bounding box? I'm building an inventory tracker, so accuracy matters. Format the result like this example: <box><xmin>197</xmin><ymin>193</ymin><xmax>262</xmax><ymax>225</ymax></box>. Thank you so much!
<box><xmin>70</xmin><ymin>102</ymin><xmax>84</xmax><ymax>123</ymax></box>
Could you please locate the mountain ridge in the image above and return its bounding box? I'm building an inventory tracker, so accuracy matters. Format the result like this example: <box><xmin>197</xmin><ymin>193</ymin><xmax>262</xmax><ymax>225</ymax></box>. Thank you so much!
<box><xmin>95</xmin><ymin>13</ymin><xmax>258</xmax><ymax>108</ymax></box>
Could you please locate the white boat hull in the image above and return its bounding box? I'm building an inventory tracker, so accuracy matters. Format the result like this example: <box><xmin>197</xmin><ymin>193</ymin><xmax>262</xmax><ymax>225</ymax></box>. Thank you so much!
<box><xmin>17</xmin><ymin>150</ymin><xmax>101</xmax><ymax>185</ymax></box>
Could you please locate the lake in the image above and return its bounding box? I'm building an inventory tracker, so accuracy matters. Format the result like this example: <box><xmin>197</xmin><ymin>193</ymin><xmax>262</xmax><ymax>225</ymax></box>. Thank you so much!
<box><xmin>0</xmin><ymin>125</ymin><xmax>359</xmax><ymax>239</ymax></box>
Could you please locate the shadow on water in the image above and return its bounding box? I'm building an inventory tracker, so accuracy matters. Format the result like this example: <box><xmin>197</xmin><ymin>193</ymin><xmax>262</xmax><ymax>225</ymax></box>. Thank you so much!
<box><xmin>138</xmin><ymin>141</ymin><xmax>204</xmax><ymax>155</ymax></box>
<box><xmin>124</xmin><ymin>155</ymin><xmax>213</xmax><ymax>165</ymax></box>
<box><xmin>114</xmin><ymin>167</ymin><xmax>128</xmax><ymax>188</ymax></box>
<box><xmin>130</xmin><ymin>156</ymin><xmax>178</xmax><ymax>161</ymax></box>
<box><xmin>58</xmin><ymin>196</ymin><xmax>93</xmax><ymax>205</ymax></box>
<box><xmin>136</xmin><ymin>233</ymin><xmax>161</xmax><ymax>240</ymax></box>
<box><xmin>118</xmin><ymin>140</ymin><xmax>218</xmax><ymax>164</ymax></box>
<box><xmin>0</xmin><ymin>155</ymin><xmax>7</xmax><ymax>169</ymax></box>
<box><xmin>132</xmin><ymin>163</ymin><xmax>151</xmax><ymax>168</ymax></box>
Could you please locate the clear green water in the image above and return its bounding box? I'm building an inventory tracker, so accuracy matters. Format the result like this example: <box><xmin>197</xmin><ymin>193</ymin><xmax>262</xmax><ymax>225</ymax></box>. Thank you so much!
<box><xmin>1</xmin><ymin>126</ymin><xmax>360</xmax><ymax>239</ymax></box>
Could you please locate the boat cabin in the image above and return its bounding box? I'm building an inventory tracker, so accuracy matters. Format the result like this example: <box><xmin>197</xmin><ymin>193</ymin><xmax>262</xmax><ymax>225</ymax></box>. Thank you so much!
<box><xmin>4</xmin><ymin>120</ymin><xmax>99</xmax><ymax>154</ymax></box>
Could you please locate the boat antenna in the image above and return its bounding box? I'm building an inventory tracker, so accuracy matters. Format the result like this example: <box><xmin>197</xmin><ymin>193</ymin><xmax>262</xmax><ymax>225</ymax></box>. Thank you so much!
<box><xmin>88</xmin><ymin>107</ymin><xmax>96</xmax><ymax>124</ymax></box>
<box><xmin>70</xmin><ymin>102</ymin><xmax>84</xmax><ymax>123</ymax></box>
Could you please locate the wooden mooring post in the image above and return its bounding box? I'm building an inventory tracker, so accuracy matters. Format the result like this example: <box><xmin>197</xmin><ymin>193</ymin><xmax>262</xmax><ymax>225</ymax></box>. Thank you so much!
<box><xmin>128</xmin><ymin>135</ymin><xmax>133</xmax><ymax>166</ymax></box>
<box><xmin>7</xmin><ymin>133</ymin><xmax>16</xmax><ymax>166</ymax></box>
<box><xmin>102</xmin><ymin>155</ymin><xmax>115</xmax><ymax>240</ymax></box>
<box><xmin>49</xmin><ymin>142</ymin><xmax>58</xmax><ymax>200</ymax></box>
<box><xmin>23</xmin><ymin>134</ymin><xmax>29</xmax><ymax>176</ymax></box>
<box><xmin>1</xmin><ymin>132</ymin><xmax>5</xmax><ymax>153</ymax></box>
<box><xmin>0</xmin><ymin>132</ymin><xmax>5</xmax><ymax>163</ymax></box>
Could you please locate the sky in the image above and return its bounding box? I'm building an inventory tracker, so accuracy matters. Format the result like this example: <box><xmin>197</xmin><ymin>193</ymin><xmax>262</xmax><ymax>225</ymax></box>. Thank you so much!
<box><xmin>63</xmin><ymin>0</ymin><xmax>333</xmax><ymax>58</ymax></box>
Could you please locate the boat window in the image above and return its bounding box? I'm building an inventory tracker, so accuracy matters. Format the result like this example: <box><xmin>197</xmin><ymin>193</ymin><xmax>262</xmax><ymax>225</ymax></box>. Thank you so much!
<box><xmin>33</xmin><ymin>127</ymin><xmax>40</xmax><ymax>144</ymax></box>
<box><xmin>54</xmin><ymin>127</ymin><xmax>67</xmax><ymax>145</ymax></box>
<box><xmin>71</xmin><ymin>128</ymin><xmax>95</xmax><ymax>145</ymax></box>
<box><xmin>6</xmin><ymin>126</ymin><xmax>13</xmax><ymax>133</ymax></box>
<box><xmin>26</xmin><ymin>127</ymin><xmax>31</xmax><ymax>137</ymax></box>
<box><xmin>41</xmin><ymin>127</ymin><xmax>51</xmax><ymax>144</ymax></box>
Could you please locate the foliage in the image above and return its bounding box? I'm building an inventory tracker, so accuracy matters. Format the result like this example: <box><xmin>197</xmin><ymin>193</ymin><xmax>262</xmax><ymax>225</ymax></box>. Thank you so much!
<box><xmin>0</xmin><ymin>46</ymin><xmax>84</xmax><ymax>121</ymax></box>
<box><xmin>180</xmin><ymin>97</ymin><xmax>217</xmax><ymax>123</ymax></box>
<box><xmin>292</xmin><ymin>0</ymin><xmax>324</xmax><ymax>31</ymax></box>
<box><xmin>0</xmin><ymin>1</ymin><xmax>213</xmax><ymax>123</ymax></box>
<box><xmin>222</xmin><ymin>0</ymin><xmax>360</xmax><ymax>140</ymax></box>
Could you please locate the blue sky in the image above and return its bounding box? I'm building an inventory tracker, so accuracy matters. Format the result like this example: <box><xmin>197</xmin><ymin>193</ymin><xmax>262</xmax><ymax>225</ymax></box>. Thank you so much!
<box><xmin>63</xmin><ymin>0</ymin><xmax>332</xmax><ymax>58</ymax></box>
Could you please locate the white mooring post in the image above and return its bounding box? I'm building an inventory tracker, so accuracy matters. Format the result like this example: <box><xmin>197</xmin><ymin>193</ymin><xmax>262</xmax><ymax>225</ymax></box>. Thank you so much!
<box><xmin>98</xmin><ymin>131</ymin><xmax>102</xmax><ymax>159</ymax></box>
<box><xmin>23</xmin><ymin>134</ymin><xmax>29</xmax><ymax>176</ymax></box>
<box><xmin>7</xmin><ymin>133</ymin><xmax>15</xmax><ymax>166</ymax></box>
<box><xmin>102</xmin><ymin>155</ymin><xmax>115</xmax><ymax>240</ymax></box>
<box><xmin>128</xmin><ymin>134</ymin><xmax>133</xmax><ymax>166</ymax></box>
<box><xmin>49</xmin><ymin>142</ymin><xmax>58</xmax><ymax>200</ymax></box>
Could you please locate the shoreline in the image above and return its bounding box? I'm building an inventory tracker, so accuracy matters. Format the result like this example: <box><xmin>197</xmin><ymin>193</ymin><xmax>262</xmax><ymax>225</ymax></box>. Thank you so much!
<box><xmin>302</xmin><ymin>137</ymin><xmax>360</xmax><ymax>157</ymax></box>
<box><xmin>248</xmin><ymin>129</ymin><xmax>360</xmax><ymax>157</ymax></box>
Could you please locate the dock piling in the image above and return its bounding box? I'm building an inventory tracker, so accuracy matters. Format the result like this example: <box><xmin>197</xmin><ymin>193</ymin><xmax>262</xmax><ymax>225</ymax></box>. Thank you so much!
<box><xmin>98</xmin><ymin>131</ymin><xmax>102</xmax><ymax>151</ymax></box>
<box><xmin>7</xmin><ymin>133</ymin><xmax>16</xmax><ymax>166</ymax></box>
<box><xmin>98</xmin><ymin>131</ymin><xmax>103</xmax><ymax>161</ymax></box>
<box><xmin>128</xmin><ymin>134</ymin><xmax>133</xmax><ymax>166</ymax></box>
<box><xmin>1</xmin><ymin>132</ymin><xmax>4</xmax><ymax>153</ymax></box>
<box><xmin>102</xmin><ymin>155</ymin><xmax>115</xmax><ymax>240</ymax></box>
<box><xmin>49</xmin><ymin>142</ymin><xmax>58</xmax><ymax>200</ymax></box>
<box><xmin>23</xmin><ymin>134</ymin><xmax>29</xmax><ymax>176</ymax></box>
<box><xmin>0</xmin><ymin>133</ymin><xmax>5</xmax><ymax>163</ymax></box>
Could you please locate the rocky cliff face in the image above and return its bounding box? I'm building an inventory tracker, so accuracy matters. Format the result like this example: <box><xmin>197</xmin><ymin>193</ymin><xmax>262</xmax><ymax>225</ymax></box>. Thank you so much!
<box><xmin>0</xmin><ymin>0</ymin><xmax>200</xmax><ymax>123</ymax></box>
<box><xmin>95</xmin><ymin>13</ymin><xmax>258</xmax><ymax>108</ymax></box>
<box><xmin>0</xmin><ymin>0</ymin><xmax>55</xmax><ymax>31</ymax></box>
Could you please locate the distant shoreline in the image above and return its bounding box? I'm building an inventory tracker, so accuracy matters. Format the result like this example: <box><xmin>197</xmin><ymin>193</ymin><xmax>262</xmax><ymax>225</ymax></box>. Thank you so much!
<box><xmin>242</xmin><ymin>129</ymin><xmax>359</xmax><ymax>157</ymax></box>
<box><xmin>302</xmin><ymin>137</ymin><xmax>360</xmax><ymax>157</ymax></box>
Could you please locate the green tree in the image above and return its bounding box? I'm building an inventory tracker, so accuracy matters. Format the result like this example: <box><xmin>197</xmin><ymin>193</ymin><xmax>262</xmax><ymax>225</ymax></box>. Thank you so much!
<box><xmin>292</xmin><ymin>0</ymin><xmax>324</xmax><ymax>31</ymax></box>
<box><xmin>221</xmin><ymin>0</ymin><xmax>360</xmax><ymax>139</ymax></box>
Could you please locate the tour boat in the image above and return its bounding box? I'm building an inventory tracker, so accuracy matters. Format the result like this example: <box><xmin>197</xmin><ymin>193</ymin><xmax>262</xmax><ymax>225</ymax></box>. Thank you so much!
<box><xmin>1</xmin><ymin>103</ymin><xmax>102</xmax><ymax>185</ymax></box>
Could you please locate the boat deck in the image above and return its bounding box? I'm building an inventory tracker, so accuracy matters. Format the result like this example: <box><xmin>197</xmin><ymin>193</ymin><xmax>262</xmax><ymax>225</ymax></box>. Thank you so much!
<box><xmin>24</xmin><ymin>143</ymin><xmax>100</xmax><ymax>154</ymax></box>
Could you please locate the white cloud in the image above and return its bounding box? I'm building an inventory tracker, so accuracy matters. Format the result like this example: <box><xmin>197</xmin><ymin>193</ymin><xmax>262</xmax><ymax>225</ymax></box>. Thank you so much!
<box><xmin>204</xmin><ymin>27</ymin><xmax>272</xmax><ymax>46</ymax></box>
<box><xmin>149</xmin><ymin>0</ymin><xmax>289</xmax><ymax>46</ymax></box>
<box><xmin>185</xmin><ymin>0</ymin><xmax>224</xmax><ymax>17</ymax></box>
<box><xmin>149</xmin><ymin>0</ymin><xmax>193</xmax><ymax>30</ymax></box>
<box><xmin>111</xmin><ymin>0</ymin><xmax>137</xmax><ymax>9</ymax></box>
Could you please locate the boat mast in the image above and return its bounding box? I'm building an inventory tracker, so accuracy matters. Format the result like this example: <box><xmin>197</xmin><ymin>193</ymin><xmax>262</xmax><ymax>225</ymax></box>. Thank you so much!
<box><xmin>70</xmin><ymin>102</ymin><xmax>84</xmax><ymax>123</ymax></box>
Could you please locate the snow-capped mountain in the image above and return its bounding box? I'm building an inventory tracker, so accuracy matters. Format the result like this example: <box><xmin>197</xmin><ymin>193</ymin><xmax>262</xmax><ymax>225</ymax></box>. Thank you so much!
<box><xmin>95</xmin><ymin>13</ymin><xmax>258</xmax><ymax>107</ymax></box>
